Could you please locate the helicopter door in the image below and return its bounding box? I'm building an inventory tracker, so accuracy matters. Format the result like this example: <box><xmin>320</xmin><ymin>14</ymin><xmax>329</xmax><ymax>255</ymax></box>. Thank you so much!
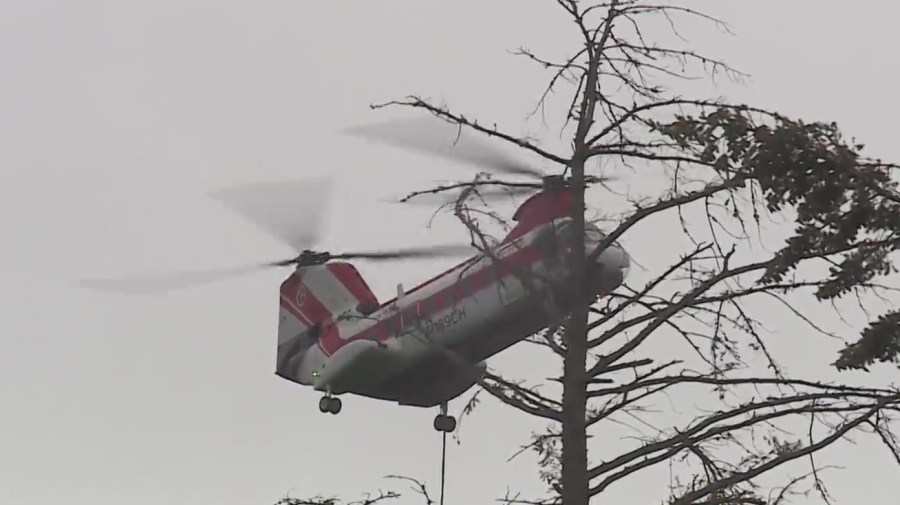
<box><xmin>493</xmin><ymin>238</ymin><xmax>528</xmax><ymax>308</ymax></box>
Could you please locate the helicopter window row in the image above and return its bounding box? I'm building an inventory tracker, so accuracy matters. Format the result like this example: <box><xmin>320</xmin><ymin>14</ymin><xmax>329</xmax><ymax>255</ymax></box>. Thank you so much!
<box><xmin>350</xmin><ymin>261</ymin><xmax>532</xmax><ymax>342</ymax></box>
<box><xmin>379</xmin><ymin>269</ymin><xmax>504</xmax><ymax>337</ymax></box>
<box><xmin>344</xmin><ymin>261</ymin><xmax>535</xmax><ymax>341</ymax></box>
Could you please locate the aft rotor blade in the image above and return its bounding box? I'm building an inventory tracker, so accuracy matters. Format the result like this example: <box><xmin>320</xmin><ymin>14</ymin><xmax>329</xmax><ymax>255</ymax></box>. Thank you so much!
<box><xmin>209</xmin><ymin>178</ymin><xmax>333</xmax><ymax>254</ymax></box>
<box><xmin>342</xmin><ymin>117</ymin><xmax>545</xmax><ymax>179</ymax></box>
<box><xmin>332</xmin><ymin>244</ymin><xmax>478</xmax><ymax>261</ymax></box>
<box><xmin>74</xmin><ymin>260</ymin><xmax>290</xmax><ymax>295</ymax></box>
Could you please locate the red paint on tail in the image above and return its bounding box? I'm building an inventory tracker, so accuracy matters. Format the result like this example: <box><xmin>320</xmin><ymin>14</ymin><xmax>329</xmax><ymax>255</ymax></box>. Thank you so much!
<box><xmin>279</xmin><ymin>274</ymin><xmax>333</xmax><ymax>326</ymax></box>
<box><xmin>325</xmin><ymin>263</ymin><xmax>379</xmax><ymax>310</ymax></box>
<box><xmin>504</xmin><ymin>189</ymin><xmax>574</xmax><ymax>242</ymax></box>
<box><xmin>278</xmin><ymin>263</ymin><xmax>381</xmax><ymax>357</ymax></box>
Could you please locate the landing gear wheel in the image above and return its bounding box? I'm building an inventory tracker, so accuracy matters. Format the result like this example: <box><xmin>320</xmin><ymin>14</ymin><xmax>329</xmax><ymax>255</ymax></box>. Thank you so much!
<box><xmin>433</xmin><ymin>414</ymin><xmax>456</xmax><ymax>432</ymax></box>
<box><xmin>318</xmin><ymin>396</ymin><xmax>342</xmax><ymax>414</ymax></box>
<box><xmin>328</xmin><ymin>398</ymin><xmax>342</xmax><ymax>414</ymax></box>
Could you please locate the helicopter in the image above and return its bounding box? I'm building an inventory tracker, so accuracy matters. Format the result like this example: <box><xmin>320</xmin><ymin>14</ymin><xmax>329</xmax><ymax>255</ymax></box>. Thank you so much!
<box><xmin>78</xmin><ymin>117</ymin><xmax>631</xmax><ymax>433</ymax></box>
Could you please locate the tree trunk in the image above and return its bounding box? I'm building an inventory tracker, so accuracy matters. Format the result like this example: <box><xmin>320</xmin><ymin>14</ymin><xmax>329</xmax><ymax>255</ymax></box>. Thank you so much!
<box><xmin>561</xmin><ymin>17</ymin><xmax>600</xmax><ymax>497</ymax></box>
<box><xmin>561</xmin><ymin>156</ymin><xmax>589</xmax><ymax>505</ymax></box>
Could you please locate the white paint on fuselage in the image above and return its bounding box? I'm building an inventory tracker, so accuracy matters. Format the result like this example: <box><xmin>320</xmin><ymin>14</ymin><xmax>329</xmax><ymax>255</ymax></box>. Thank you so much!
<box><xmin>296</xmin><ymin>218</ymin><xmax>629</xmax><ymax>402</ymax></box>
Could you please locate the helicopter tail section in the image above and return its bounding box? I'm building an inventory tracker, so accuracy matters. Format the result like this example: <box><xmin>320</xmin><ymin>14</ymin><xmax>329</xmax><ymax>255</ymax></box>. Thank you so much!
<box><xmin>275</xmin><ymin>262</ymin><xmax>380</xmax><ymax>383</ymax></box>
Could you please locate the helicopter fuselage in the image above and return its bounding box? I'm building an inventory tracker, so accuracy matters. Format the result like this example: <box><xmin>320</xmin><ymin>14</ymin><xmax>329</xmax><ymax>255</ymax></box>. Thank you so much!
<box><xmin>275</xmin><ymin>216</ymin><xmax>630</xmax><ymax>408</ymax></box>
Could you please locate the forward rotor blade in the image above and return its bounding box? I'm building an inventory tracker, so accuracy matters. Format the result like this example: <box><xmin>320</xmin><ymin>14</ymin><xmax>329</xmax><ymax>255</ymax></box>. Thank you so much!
<box><xmin>74</xmin><ymin>260</ymin><xmax>288</xmax><ymax>295</ymax></box>
<box><xmin>457</xmin><ymin>184</ymin><xmax>539</xmax><ymax>200</ymax></box>
<box><xmin>209</xmin><ymin>178</ymin><xmax>333</xmax><ymax>253</ymax></box>
<box><xmin>342</xmin><ymin>117</ymin><xmax>545</xmax><ymax>179</ymax></box>
<box><xmin>399</xmin><ymin>184</ymin><xmax>539</xmax><ymax>206</ymax></box>
<box><xmin>332</xmin><ymin>243</ymin><xmax>477</xmax><ymax>261</ymax></box>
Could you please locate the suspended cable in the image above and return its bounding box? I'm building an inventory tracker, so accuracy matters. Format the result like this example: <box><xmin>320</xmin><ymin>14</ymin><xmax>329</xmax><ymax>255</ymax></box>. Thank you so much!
<box><xmin>439</xmin><ymin>430</ymin><xmax>448</xmax><ymax>505</ymax></box>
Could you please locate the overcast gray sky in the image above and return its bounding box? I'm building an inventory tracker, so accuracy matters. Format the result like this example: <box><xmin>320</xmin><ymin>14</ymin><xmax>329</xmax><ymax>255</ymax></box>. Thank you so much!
<box><xmin>2</xmin><ymin>2</ymin><xmax>900</xmax><ymax>505</ymax></box>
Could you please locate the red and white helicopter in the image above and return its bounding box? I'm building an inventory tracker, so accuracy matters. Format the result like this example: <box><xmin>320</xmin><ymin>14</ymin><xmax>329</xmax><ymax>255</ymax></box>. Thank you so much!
<box><xmin>80</xmin><ymin>118</ymin><xmax>631</xmax><ymax>432</ymax></box>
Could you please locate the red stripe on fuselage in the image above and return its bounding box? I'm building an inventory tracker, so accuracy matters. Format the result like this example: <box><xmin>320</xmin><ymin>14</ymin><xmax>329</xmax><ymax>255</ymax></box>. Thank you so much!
<box><xmin>316</xmin><ymin>243</ymin><xmax>546</xmax><ymax>356</ymax></box>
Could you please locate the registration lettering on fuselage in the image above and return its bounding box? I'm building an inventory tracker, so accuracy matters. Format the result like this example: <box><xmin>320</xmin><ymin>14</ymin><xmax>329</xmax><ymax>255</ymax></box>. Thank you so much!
<box><xmin>421</xmin><ymin>305</ymin><xmax>468</xmax><ymax>336</ymax></box>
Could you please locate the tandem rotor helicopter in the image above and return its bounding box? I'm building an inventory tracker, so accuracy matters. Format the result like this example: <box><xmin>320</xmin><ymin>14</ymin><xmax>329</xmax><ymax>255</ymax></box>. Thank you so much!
<box><xmin>79</xmin><ymin>117</ymin><xmax>631</xmax><ymax>433</ymax></box>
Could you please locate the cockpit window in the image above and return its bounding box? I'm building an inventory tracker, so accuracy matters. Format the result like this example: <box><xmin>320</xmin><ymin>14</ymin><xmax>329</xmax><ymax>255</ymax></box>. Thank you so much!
<box><xmin>584</xmin><ymin>226</ymin><xmax>605</xmax><ymax>247</ymax></box>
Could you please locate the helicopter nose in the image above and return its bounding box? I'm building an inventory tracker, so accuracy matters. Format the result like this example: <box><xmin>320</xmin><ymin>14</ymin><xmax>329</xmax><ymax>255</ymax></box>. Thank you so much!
<box><xmin>591</xmin><ymin>240</ymin><xmax>630</xmax><ymax>292</ymax></box>
<box><xmin>581</xmin><ymin>224</ymin><xmax>630</xmax><ymax>287</ymax></box>
<box><xmin>601</xmin><ymin>241</ymin><xmax>630</xmax><ymax>276</ymax></box>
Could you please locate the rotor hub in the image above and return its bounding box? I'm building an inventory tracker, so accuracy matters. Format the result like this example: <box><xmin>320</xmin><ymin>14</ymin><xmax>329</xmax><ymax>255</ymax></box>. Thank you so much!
<box><xmin>542</xmin><ymin>175</ymin><xmax>567</xmax><ymax>190</ymax></box>
<box><xmin>295</xmin><ymin>250</ymin><xmax>332</xmax><ymax>267</ymax></box>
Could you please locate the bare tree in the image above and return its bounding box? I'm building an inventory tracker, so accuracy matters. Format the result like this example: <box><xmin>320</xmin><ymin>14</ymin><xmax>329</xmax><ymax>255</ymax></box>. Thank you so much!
<box><xmin>280</xmin><ymin>2</ymin><xmax>900</xmax><ymax>505</ymax></box>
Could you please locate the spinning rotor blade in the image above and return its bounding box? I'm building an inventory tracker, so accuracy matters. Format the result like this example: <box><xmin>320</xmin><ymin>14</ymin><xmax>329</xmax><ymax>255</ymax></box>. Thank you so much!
<box><xmin>342</xmin><ymin>117</ymin><xmax>545</xmax><ymax>179</ymax></box>
<box><xmin>74</xmin><ymin>260</ymin><xmax>291</xmax><ymax>295</ymax></box>
<box><xmin>76</xmin><ymin>176</ymin><xmax>477</xmax><ymax>296</ymax></box>
<box><xmin>77</xmin><ymin>177</ymin><xmax>333</xmax><ymax>295</ymax></box>
<box><xmin>397</xmin><ymin>183</ymin><xmax>541</xmax><ymax>206</ymax></box>
<box><xmin>406</xmin><ymin>174</ymin><xmax>617</xmax><ymax>203</ymax></box>
<box><xmin>209</xmin><ymin>177</ymin><xmax>334</xmax><ymax>253</ymax></box>
<box><xmin>331</xmin><ymin>243</ymin><xmax>477</xmax><ymax>261</ymax></box>
<box><xmin>76</xmin><ymin>243</ymin><xmax>475</xmax><ymax>295</ymax></box>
